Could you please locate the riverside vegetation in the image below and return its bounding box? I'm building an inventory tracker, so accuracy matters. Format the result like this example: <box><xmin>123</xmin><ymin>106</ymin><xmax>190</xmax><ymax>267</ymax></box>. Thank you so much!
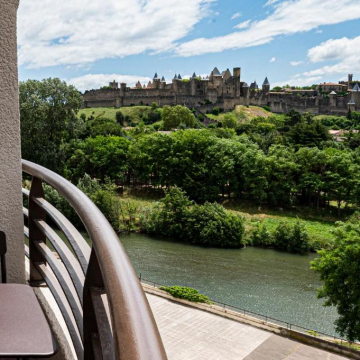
<box><xmin>20</xmin><ymin>78</ymin><xmax>360</xmax><ymax>342</ymax></box>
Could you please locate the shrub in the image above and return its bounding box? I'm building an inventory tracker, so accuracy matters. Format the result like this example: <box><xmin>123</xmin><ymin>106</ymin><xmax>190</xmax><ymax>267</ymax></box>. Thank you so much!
<box><xmin>146</xmin><ymin>187</ymin><xmax>245</xmax><ymax>248</ymax></box>
<box><xmin>262</xmin><ymin>105</ymin><xmax>271</xmax><ymax>112</ymax></box>
<box><xmin>187</xmin><ymin>202</ymin><xmax>245</xmax><ymax>247</ymax></box>
<box><xmin>249</xmin><ymin>222</ymin><xmax>273</xmax><ymax>247</ymax></box>
<box><xmin>116</xmin><ymin>111</ymin><xmax>124</xmax><ymax>125</ymax></box>
<box><xmin>151</xmin><ymin>102</ymin><xmax>158</xmax><ymax>109</ymax></box>
<box><xmin>273</xmin><ymin>220</ymin><xmax>310</xmax><ymax>254</ymax></box>
<box><xmin>212</xmin><ymin>106</ymin><xmax>220</xmax><ymax>116</ymax></box>
<box><xmin>159</xmin><ymin>286</ymin><xmax>212</xmax><ymax>304</ymax></box>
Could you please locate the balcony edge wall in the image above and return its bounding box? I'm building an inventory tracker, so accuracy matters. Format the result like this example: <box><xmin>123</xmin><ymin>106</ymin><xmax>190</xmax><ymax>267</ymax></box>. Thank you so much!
<box><xmin>0</xmin><ymin>0</ymin><xmax>25</xmax><ymax>283</ymax></box>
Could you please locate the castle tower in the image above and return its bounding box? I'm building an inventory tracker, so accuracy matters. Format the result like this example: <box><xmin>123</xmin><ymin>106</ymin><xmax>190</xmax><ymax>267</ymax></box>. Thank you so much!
<box><xmin>190</xmin><ymin>72</ymin><xmax>197</xmax><ymax>96</ymax></box>
<box><xmin>348</xmin><ymin>74</ymin><xmax>353</xmax><ymax>90</ymax></box>
<box><xmin>233</xmin><ymin>67</ymin><xmax>241</xmax><ymax>97</ymax></box>
<box><xmin>262</xmin><ymin>77</ymin><xmax>270</xmax><ymax>94</ymax></box>
<box><xmin>348</xmin><ymin>98</ymin><xmax>356</xmax><ymax>112</ymax></box>
<box><xmin>109</xmin><ymin>80</ymin><xmax>119</xmax><ymax>89</ymax></box>
<box><xmin>172</xmin><ymin>74</ymin><xmax>179</xmax><ymax>94</ymax></box>
<box><xmin>330</xmin><ymin>91</ymin><xmax>337</xmax><ymax>107</ymax></box>
<box><xmin>153</xmin><ymin>72</ymin><xmax>160</xmax><ymax>89</ymax></box>
<box><xmin>352</xmin><ymin>83</ymin><xmax>360</xmax><ymax>110</ymax></box>
<box><xmin>160</xmin><ymin>76</ymin><xmax>166</xmax><ymax>90</ymax></box>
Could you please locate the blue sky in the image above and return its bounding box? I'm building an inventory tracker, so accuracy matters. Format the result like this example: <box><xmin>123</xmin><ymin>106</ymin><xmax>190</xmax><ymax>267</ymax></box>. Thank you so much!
<box><xmin>17</xmin><ymin>0</ymin><xmax>360</xmax><ymax>91</ymax></box>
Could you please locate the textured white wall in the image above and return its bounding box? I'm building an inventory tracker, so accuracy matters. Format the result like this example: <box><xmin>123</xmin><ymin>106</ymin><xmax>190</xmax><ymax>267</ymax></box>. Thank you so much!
<box><xmin>0</xmin><ymin>0</ymin><xmax>25</xmax><ymax>283</ymax></box>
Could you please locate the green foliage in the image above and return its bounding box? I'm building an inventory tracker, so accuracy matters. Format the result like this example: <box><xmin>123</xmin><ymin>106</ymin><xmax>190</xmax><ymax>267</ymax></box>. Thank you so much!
<box><xmin>222</xmin><ymin>114</ymin><xmax>238</xmax><ymax>129</ymax></box>
<box><xmin>249</xmin><ymin>222</ymin><xmax>273</xmax><ymax>247</ymax></box>
<box><xmin>162</xmin><ymin>105</ymin><xmax>196</xmax><ymax>130</ymax></box>
<box><xmin>20</xmin><ymin>78</ymin><xmax>83</xmax><ymax>173</ymax></box>
<box><xmin>116</xmin><ymin>111</ymin><xmax>124</xmax><ymax>126</ymax></box>
<box><xmin>212</xmin><ymin>106</ymin><xmax>221</xmax><ymax>115</ymax></box>
<box><xmin>187</xmin><ymin>202</ymin><xmax>245</xmax><ymax>247</ymax></box>
<box><xmin>249</xmin><ymin>219</ymin><xmax>310</xmax><ymax>254</ymax></box>
<box><xmin>311</xmin><ymin>216</ymin><xmax>360</xmax><ymax>341</ymax></box>
<box><xmin>159</xmin><ymin>286</ymin><xmax>212</xmax><ymax>304</ymax></box>
<box><xmin>66</xmin><ymin>136</ymin><xmax>130</xmax><ymax>182</ymax></box>
<box><xmin>151</xmin><ymin>102</ymin><xmax>158</xmax><ymax>109</ymax></box>
<box><xmin>273</xmin><ymin>219</ymin><xmax>310</xmax><ymax>254</ymax></box>
<box><xmin>88</xmin><ymin>117</ymin><xmax>122</xmax><ymax>137</ymax></box>
<box><xmin>146</xmin><ymin>187</ymin><xmax>245</xmax><ymax>248</ymax></box>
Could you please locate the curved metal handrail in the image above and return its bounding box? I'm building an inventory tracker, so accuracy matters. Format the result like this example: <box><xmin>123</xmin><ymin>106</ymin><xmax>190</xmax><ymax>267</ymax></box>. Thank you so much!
<box><xmin>22</xmin><ymin>159</ymin><xmax>167</xmax><ymax>360</ymax></box>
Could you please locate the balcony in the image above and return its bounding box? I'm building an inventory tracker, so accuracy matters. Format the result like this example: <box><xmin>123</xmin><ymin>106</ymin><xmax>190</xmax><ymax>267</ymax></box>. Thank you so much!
<box><xmin>17</xmin><ymin>159</ymin><xmax>166</xmax><ymax>359</ymax></box>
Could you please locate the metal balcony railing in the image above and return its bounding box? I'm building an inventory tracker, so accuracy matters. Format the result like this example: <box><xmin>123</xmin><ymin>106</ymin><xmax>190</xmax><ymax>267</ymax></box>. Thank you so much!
<box><xmin>22</xmin><ymin>159</ymin><xmax>167</xmax><ymax>360</ymax></box>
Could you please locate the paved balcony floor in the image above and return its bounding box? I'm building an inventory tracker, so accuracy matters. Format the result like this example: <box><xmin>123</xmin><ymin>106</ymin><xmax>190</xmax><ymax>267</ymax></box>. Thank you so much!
<box><xmin>147</xmin><ymin>293</ymin><xmax>348</xmax><ymax>360</ymax></box>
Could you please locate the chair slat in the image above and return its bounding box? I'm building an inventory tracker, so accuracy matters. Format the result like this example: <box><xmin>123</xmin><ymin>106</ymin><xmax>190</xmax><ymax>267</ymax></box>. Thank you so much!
<box><xmin>34</xmin><ymin>219</ymin><xmax>85</xmax><ymax>304</ymax></box>
<box><xmin>34</xmin><ymin>240</ymin><xmax>83</xmax><ymax>338</ymax></box>
<box><xmin>32</xmin><ymin>196</ymin><xmax>90</xmax><ymax>274</ymax></box>
<box><xmin>35</xmin><ymin>262</ymin><xmax>84</xmax><ymax>360</ymax></box>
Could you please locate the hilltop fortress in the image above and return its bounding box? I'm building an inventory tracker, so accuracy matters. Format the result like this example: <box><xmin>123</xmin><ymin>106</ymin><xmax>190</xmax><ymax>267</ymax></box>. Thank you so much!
<box><xmin>83</xmin><ymin>67</ymin><xmax>360</xmax><ymax>115</ymax></box>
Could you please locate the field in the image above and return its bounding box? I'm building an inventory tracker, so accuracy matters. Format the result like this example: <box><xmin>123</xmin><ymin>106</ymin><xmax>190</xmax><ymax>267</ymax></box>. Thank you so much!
<box><xmin>207</xmin><ymin>105</ymin><xmax>272</xmax><ymax>122</ymax></box>
<box><xmin>78</xmin><ymin>106</ymin><xmax>154</xmax><ymax>124</ymax></box>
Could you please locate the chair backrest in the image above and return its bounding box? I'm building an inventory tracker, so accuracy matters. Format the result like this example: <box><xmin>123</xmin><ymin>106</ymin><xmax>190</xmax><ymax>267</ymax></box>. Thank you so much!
<box><xmin>0</xmin><ymin>231</ymin><xmax>7</xmax><ymax>283</ymax></box>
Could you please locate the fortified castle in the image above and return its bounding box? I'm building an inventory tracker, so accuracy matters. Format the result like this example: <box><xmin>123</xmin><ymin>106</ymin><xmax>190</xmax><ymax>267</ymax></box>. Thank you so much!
<box><xmin>83</xmin><ymin>67</ymin><xmax>360</xmax><ymax>115</ymax></box>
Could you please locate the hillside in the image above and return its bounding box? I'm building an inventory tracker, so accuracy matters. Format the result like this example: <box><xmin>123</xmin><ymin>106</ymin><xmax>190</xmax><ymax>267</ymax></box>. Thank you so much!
<box><xmin>207</xmin><ymin>105</ymin><xmax>272</xmax><ymax>122</ymax></box>
<box><xmin>78</xmin><ymin>106</ymin><xmax>154</xmax><ymax>124</ymax></box>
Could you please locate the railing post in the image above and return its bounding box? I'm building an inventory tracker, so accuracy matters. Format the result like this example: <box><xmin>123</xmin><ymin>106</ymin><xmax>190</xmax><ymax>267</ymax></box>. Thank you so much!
<box><xmin>28</xmin><ymin>177</ymin><xmax>47</xmax><ymax>285</ymax></box>
<box><xmin>83</xmin><ymin>248</ymin><xmax>106</xmax><ymax>360</ymax></box>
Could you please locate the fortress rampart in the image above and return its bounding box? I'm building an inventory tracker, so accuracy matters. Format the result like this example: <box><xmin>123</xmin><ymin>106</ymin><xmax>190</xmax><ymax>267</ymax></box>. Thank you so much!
<box><xmin>83</xmin><ymin>68</ymin><xmax>360</xmax><ymax>115</ymax></box>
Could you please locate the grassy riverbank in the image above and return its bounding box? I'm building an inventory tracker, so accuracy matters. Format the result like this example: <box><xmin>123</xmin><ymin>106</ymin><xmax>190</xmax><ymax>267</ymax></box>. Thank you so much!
<box><xmin>122</xmin><ymin>190</ymin><xmax>338</xmax><ymax>249</ymax></box>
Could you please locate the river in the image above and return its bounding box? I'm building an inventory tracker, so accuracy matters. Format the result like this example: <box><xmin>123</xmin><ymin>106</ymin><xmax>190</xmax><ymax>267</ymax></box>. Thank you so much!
<box><xmin>119</xmin><ymin>233</ymin><xmax>339</xmax><ymax>337</ymax></box>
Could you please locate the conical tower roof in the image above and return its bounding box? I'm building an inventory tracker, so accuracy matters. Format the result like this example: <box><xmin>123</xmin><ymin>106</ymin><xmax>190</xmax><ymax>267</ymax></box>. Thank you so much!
<box><xmin>161</xmin><ymin>76</ymin><xmax>165</xmax><ymax>82</ymax></box>
<box><xmin>192</xmin><ymin>72</ymin><xmax>197</xmax><ymax>79</ymax></box>
<box><xmin>178</xmin><ymin>74</ymin><xmax>182</xmax><ymax>80</ymax></box>
<box><xmin>263</xmin><ymin>77</ymin><xmax>270</xmax><ymax>86</ymax></box>
<box><xmin>242</xmin><ymin>82</ymin><xmax>249</xmax><ymax>87</ymax></box>
<box><xmin>212</xmin><ymin>67</ymin><xmax>221</xmax><ymax>76</ymax></box>
<box><xmin>353</xmin><ymin>83</ymin><xmax>360</xmax><ymax>91</ymax></box>
<box><xmin>153</xmin><ymin>72</ymin><xmax>159</xmax><ymax>80</ymax></box>
<box><xmin>173</xmin><ymin>74</ymin><xmax>178</xmax><ymax>80</ymax></box>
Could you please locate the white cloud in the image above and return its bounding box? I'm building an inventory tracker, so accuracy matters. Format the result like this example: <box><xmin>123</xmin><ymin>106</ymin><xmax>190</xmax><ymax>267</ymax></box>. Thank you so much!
<box><xmin>315</xmin><ymin>29</ymin><xmax>323</xmax><ymax>34</ymax></box>
<box><xmin>275</xmin><ymin>35</ymin><xmax>360</xmax><ymax>86</ymax></box>
<box><xmin>67</xmin><ymin>74</ymin><xmax>152</xmax><ymax>92</ymax></box>
<box><xmin>290</xmin><ymin>61</ymin><xmax>303</xmax><ymax>66</ymax></box>
<box><xmin>234</xmin><ymin>20</ymin><xmax>251</xmax><ymax>30</ymax></box>
<box><xmin>231</xmin><ymin>12</ymin><xmax>242</xmax><ymax>20</ymax></box>
<box><xmin>265</xmin><ymin>0</ymin><xmax>281</xmax><ymax>6</ymax></box>
<box><xmin>17</xmin><ymin>0</ymin><xmax>213</xmax><ymax>68</ymax></box>
<box><xmin>176</xmin><ymin>0</ymin><xmax>360</xmax><ymax>57</ymax></box>
<box><xmin>270</xmin><ymin>57</ymin><xmax>276</xmax><ymax>62</ymax></box>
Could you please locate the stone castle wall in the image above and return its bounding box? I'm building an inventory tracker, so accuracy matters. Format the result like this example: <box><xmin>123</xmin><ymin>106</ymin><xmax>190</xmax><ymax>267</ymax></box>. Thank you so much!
<box><xmin>83</xmin><ymin>68</ymin><xmax>359</xmax><ymax>115</ymax></box>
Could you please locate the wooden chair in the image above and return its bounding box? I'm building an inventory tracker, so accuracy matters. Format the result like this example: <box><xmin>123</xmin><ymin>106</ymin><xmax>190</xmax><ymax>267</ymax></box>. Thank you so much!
<box><xmin>0</xmin><ymin>231</ymin><xmax>57</xmax><ymax>359</ymax></box>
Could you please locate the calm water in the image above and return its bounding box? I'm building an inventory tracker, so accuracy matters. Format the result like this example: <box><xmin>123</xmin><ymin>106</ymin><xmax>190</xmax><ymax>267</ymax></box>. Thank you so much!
<box><xmin>119</xmin><ymin>233</ymin><xmax>339</xmax><ymax>336</ymax></box>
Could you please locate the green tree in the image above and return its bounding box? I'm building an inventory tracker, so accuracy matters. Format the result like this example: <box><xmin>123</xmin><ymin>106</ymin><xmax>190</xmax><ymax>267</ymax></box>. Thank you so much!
<box><xmin>311</xmin><ymin>217</ymin><xmax>360</xmax><ymax>341</ymax></box>
<box><xmin>89</xmin><ymin>117</ymin><xmax>122</xmax><ymax>137</ymax></box>
<box><xmin>162</xmin><ymin>105</ymin><xmax>196</xmax><ymax>130</ymax></box>
<box><xmin>66</xmin><ymin>136</ymin><xmax>130</xmax><ymax>182</ymax></box>
<box><xmin>20</xmin><ymin>78</ymin><xmax>83</xmax><ymax>173</ymax></box>
<box><xmin>116</xmin><ymin>111</ymin><xmax>125</xmax><ymax>126</ymax></box>
<box><xmin>222</xmin><ymin>114</ymin><xmax>238</xmax><ymax>129</ymax></box>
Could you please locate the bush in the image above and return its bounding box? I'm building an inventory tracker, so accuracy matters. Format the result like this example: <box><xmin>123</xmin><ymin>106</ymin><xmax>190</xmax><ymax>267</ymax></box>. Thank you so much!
<box><xmin>151</xmin><ymin>102</ymin><xmax>158</xmax><ymax>109</ymax></box>
<box><xmin>187</xmin><ymin>202</ymin><xmax>245</xmax><ymax>247</ymax></box>
<box><xmin>146</xmin><ymin>187</ymin><xmax>245</xmax><ymax>248</ymax></box>
<box><xmin>159</xmin><ymin>286</ymin><xmax>212</xmax><ymax>304</ymax></box>
<box><xmin>262</xmin><ymin>105</ymin><xmax>271</xmax><ymax>112</ymax></box>
<box><xmin>249</xmin><ymin>222</ymin><xmax>273</xmax><ymax>247</ymax></box>
<box><xmin>273</xmin><ymin>220</ymin><xmax>310</xmax><ymax>254</ymax></box>
<box><xmin>212</xmin><ymin>106</ymin><xmax>221</xmax><ymax>116</ymax></box>
<box><xmin>116</xmin><ymin>111</ymin><xmax>124</xmax><ymax>125</ymax></box>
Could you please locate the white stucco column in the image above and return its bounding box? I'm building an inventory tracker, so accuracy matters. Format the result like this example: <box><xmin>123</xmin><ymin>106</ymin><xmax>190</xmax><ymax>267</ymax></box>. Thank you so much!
<box><xmin>0</xmin><ymin>0</ymin><xmax>25</xmax><ymax>283</ymax></box>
